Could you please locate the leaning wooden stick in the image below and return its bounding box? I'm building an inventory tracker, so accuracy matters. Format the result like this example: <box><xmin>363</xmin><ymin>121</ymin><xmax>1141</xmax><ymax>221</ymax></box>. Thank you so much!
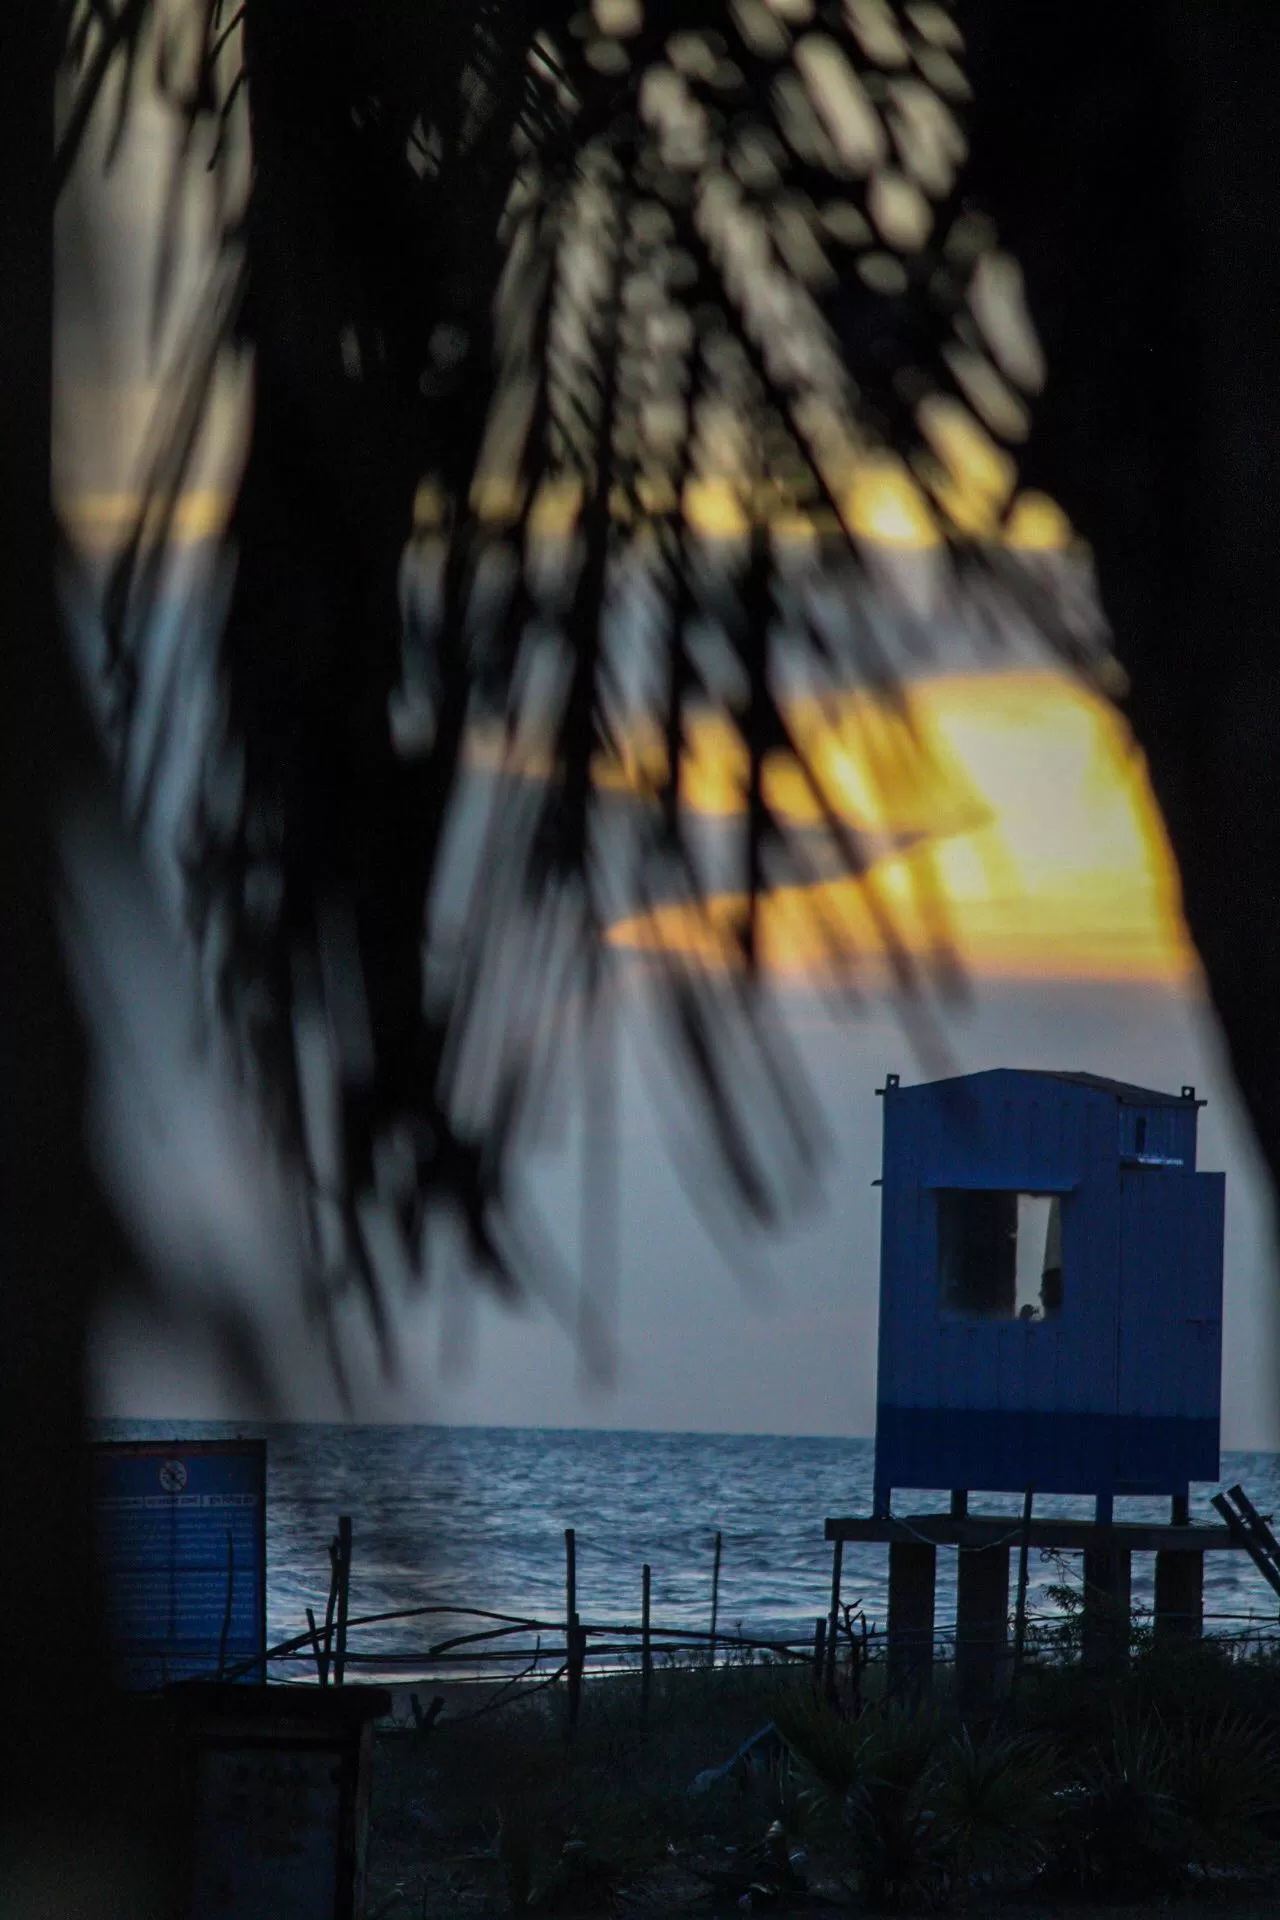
<box><xmin>216</xmin><ymin>1528</ymin><xmax>235</xmax><ymax>1680</ymax></box>
<box><xmin>322</xmin><ymin>1534</ymin><xmax>340</xmax><ymax>1680</ymax></box>
<box><xmin>1011</xmin><ymin>1488</ymin><xmax>1035</xmax><ymax>1696</ymax></box>
<box><xmin>565</xmin><ymin>1527</ymin><xmax>582</xmax><ymax>1728</ymax></box>
<box><xmin>306</xmin><ymin>1605</ymin><xmax>328</xmax><ymax>1686</ymax></box>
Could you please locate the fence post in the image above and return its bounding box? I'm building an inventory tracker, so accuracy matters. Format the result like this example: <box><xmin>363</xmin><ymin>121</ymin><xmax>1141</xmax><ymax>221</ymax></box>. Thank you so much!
<box><xmin>824</xmin><ymin>1535</ymin><xmax>843</xmax><ymax>1704</ymax></box>
<box><xmin>641</xmin><ymin>1563</ymin><xmax>652</xmax><ymax>1718</ymax></box>
<box><xmin>565</xmin><ymin>1528</ymin><xmax>582</xmax><ymax>1728</ymax></box>
<box><xmin>709</xmin><ymin>1530</ymin><xmax>722</xmax><ymax>1668</ymax></box>
<box><xmin>812</xmin><ymin>1618</ymin><xmax>826</xmax><ymax>1696</ymax></box>
<box><xmin>1011</xmin><ymin>1488</ymin><xmax>1034</xmax><ymax>1698</ymax></box>
<box><xmin>565</xmin><ymin>1526</ymin><xmax>576</xmax><ymax>1634</ymax></box>
<box><xmin>334</xmin><ymin>1515</ymin><xmax>352</xmax><ymax>1685</ymax></box>
<box><xmin>567</xmin><ymin>1615</ymin><xmax>586</xmax><ymax>1727</ymax></box>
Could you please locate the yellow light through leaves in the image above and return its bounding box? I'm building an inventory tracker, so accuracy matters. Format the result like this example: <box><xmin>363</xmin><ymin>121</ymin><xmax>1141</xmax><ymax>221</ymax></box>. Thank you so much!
<box><xmin>846</xmin><ymin>456</ymin><xmax>940</xmax><ymax>547</ymax></box>
<box><xmin>64</xmin><ymin>463</ymin><xmax>1074</xmax><ymax>556</ymax></box>
<box><xmin>607</xmin><ymin>670</ymin><xmax>1194</xmax><ymax>986</ymax></box>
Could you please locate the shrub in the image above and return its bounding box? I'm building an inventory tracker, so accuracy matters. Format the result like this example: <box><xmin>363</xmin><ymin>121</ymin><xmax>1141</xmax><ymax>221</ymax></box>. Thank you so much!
<box><xmin>845</xmin><ymin>1705</ymin><xmax>951</xmax><ymax>1912</ymax></box>
<box><xmin>930</xmin><ymin>1727</ymin><xmax>1059</xmax><ymax>1882</ymax></box>
<box><xmin>771</xmin><ymin>1685</ymin><xmax>869</xmax><ymax>1810</ymax></box>
<box><xmin>1168</xmin><ymin>1708</ymin><xmax>1280</xmax><ymax>1871</ymax></box>
<box><xmin>775</xmin><ymin>1698</ymin><xmax>1059</xmax><ymax>1910</ymax></box>
<box><xmin>495</xmin><ymin>1795</ymin><xmax>538</xmax><ymax>1913</ymax></box>
<box><xmin>1051</xmin><ymin>1709</ymin><xmax>1181</xmax><ymax>1895</ymax></box>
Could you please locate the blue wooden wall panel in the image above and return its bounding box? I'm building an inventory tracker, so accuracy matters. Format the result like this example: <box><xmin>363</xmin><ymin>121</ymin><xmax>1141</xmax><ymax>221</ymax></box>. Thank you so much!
<box><xmin>875</xmin><ymin>1408</ymin><xmax>1219</xmax><ymax>1499</ymax></box>
<box><xmin>872</xmin><ymin>1070</ymin><xmax>1223</xmax><ymax>1507</ymax></box>
<box><xmin>1116</xmin><ymin>1170</ymin><xmax>1224</xmax><ymax>1422</ymax></box>
<box><xmin>1186</xmin><ymin>1173</ymin><xmax>1226</xmax><ymax>1425</ymax></box>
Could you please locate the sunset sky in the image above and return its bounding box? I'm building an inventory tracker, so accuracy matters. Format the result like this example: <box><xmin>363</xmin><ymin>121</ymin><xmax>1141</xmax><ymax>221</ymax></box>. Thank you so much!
<box><xmin>81</xmin><ymin>526</ymin><xmax>1276</xmax><ymax>1448</ymax></box>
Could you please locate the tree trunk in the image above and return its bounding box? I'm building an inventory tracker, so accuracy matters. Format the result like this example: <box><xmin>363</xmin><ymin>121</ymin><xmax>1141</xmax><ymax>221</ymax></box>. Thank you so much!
<box><xmin>2</xmin><ymin>8</ymin><xmax>180</xmax><ymax>1907</ymax></box>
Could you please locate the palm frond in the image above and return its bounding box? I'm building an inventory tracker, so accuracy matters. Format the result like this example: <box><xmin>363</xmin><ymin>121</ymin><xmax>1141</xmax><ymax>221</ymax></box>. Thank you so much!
<box><xmin>59</xmin><ymin>2</ymin><xmax>1113</xmax><ymax>1359</ymax></box>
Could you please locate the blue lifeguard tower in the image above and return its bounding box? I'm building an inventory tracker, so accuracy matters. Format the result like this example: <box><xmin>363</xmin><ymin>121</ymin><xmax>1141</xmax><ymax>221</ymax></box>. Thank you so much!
<box><xmin>872</xmin><ymin>1069</ymin><xmax>1225</xmax><ymax>1518</ymax></box>
<box><xmin>820</xmin><ymin>1075</ymin><xmax>1266</xmax><ymax>1707</ymax></box>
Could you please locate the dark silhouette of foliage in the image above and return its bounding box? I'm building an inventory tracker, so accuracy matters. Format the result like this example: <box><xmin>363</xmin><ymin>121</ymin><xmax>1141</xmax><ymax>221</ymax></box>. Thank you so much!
<box><xmin>20</xmin><ymin>2</ymin><xmax>1280</xmax><ymax>1906</ymax></box>
<box><xmin>960</xmin><ymin>0</ymin><xmax>1280</xmax><ymax>1219</ymax></box>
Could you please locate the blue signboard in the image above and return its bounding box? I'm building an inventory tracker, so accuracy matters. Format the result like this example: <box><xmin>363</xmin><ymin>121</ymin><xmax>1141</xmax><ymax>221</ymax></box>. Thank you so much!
<box><xmin>92</xmin><ymin>1440</ymin><xmax>267</xmax><ymax>1688</ymax></box>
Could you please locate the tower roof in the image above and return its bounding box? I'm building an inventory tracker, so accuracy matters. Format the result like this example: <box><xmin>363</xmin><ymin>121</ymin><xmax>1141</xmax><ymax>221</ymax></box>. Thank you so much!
<box><xmin>1032</xmin><ymin>1070</ymin><xmax>1195</xmax><ymax>1107</ymax></box>
<box><xmin>892</xmin><ymin>1068</ymin><xmax>1199</xmax><ymax>1107</ymax></box>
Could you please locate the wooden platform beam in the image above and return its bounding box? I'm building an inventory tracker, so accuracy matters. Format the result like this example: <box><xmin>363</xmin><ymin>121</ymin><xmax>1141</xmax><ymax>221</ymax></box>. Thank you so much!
<box><xmin>955</xmin><ymin>1543</ymin><xmax>1009</xmax><ymax>1723</ymax></box>
<box><xmin>826</xmin><ymin>1514</ymin><xmax>1231</xmax><ymax>1554</ymax></box>
<box><xmin>1082</xmin><ymin>1544</ymin><xmax>1131</xmax><ymax>1668</ymax></box>
<box><xmin>887</xmin><ymin>1542</ymin><xmax>936</xmax><ymax>1702</ymax></box>
<box><xmin>1154</xmin><ymin>1549</ymin><xmax>1204</xmax><ymax>1639</ymax></box>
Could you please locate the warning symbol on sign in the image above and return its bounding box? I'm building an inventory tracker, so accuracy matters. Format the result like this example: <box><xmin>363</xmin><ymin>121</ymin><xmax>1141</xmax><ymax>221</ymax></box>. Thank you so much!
<box><xmin>159</xmin><ymin>1459</ymin><xmax>189</xmax><ymax>1493</ymax></box>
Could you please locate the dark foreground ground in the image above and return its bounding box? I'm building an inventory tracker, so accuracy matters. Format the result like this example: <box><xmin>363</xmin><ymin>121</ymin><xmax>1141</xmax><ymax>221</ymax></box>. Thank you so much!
<box><xmin>363</xmin><ymin>1657</ymin><xmax>1280</xmax><ymax>1919</ymax></box>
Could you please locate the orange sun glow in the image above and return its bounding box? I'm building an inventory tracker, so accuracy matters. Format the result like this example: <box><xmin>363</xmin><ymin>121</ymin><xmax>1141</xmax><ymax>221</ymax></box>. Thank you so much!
<box><xmin>605</xmin><ymin>670</ymin><xmax>1194</xmax><ymax>987</ymax></box>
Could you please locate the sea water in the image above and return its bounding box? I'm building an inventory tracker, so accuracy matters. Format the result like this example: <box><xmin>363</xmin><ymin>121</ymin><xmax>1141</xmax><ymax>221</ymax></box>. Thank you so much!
<box><xmin>93</xmin><ymin>1421</ymin><xmax>1280</xmax><ymax>1681</ymax></box>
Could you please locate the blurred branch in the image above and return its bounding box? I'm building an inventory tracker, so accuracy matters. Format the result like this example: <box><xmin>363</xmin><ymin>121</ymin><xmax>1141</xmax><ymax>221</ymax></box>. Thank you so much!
<box><xmin>55</xmin><ymin>0</ymin><xmax>149</xmax><ymax>194</ymax></box>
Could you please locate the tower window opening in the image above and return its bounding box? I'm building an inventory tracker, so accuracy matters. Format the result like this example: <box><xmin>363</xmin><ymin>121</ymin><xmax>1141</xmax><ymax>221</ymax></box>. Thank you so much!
<box><xmin>938</xmin><ymin>1190</ymin><xmax>1063</xmax><ymax>1320</ymax></box>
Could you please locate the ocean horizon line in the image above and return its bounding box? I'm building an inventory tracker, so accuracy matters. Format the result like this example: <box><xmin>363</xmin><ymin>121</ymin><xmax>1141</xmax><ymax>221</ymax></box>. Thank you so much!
<box><xmin>91</xmin><ymin>1415</ymin><xmax>880</xmax><ymax>1446</ymax></box>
